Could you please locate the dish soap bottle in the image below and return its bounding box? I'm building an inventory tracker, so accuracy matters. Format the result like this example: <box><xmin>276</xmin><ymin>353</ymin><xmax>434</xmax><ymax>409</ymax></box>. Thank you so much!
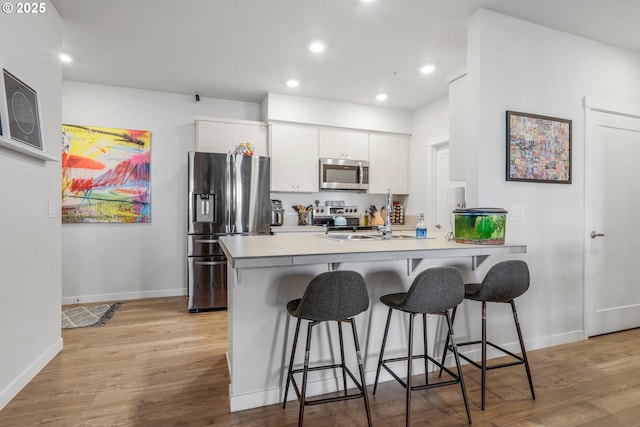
<box><xmin>416</xmin><ymin>213</ymin><xmax>427</xmax><ymax>239</ymax></box>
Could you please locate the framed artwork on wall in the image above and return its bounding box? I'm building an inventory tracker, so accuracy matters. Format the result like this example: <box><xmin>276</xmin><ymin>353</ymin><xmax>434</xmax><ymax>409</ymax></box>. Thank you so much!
<box><xmin>3</xmin><ymin>68</ymin><xmax>43</xmax><ymax>150</ymax></box>
<box><xmin>506</xmin><ymin>110</ymin><xmax>572</xmax><ymax>184</ymax></box>
<box><xmin>0</xmin><ymin>66</ymin><xmax>55</xmax><ymax>161</ymax></box>
<box><xmin>61</xmin><ymin>124</ymin><xmax>151</xmax><ymax>223</ymax></box>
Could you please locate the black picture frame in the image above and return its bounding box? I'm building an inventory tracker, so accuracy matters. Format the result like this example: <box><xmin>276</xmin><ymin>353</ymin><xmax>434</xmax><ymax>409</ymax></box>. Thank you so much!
<box><xmin>3</xmin><ymin>68</ymin><xmax>43</xmax><ymax>150</ymax></box>
<box><xmin>506</xmin><ymin>110</ymin><xmax>572</xmax><ymax>184</ymax></box>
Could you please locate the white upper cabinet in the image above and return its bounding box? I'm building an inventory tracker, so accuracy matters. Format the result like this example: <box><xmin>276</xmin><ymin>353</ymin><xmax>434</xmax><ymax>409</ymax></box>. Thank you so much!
<box><xmin>270</xmin><ymin>124</ymin><xmax>319</xmax><ymax>192</ymax></box>
<box><xmin>318</xmin><ymin>129</ymin><xmax>369</xmax><ymax>160</ymax></box>
<box><xmin>196</xmin><ymin>119</ymin><xmax>267</xmax><ymax>156</ymax></box>
<box><xmin>368</xmin><ymin>133</ymin><xmax>409</xmax><ymax>195</ymax></box>
<box><xmin>447</xmin><ymin>69</ymin><xmax>467</xmax><ymax>181</ymax></box>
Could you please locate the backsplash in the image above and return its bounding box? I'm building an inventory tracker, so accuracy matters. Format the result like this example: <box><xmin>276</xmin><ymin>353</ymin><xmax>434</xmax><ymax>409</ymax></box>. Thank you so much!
<box><xmin>271</xmin><ymin>191</ymin><xmax>392</xmax><ymax>226</ymax></box>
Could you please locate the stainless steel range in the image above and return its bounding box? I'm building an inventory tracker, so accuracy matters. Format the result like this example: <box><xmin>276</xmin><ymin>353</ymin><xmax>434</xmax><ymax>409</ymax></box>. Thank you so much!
<box><xmin>311</xmin><ymin>205</ymin><xmax>361</xmax><ymax>226</ymax></box>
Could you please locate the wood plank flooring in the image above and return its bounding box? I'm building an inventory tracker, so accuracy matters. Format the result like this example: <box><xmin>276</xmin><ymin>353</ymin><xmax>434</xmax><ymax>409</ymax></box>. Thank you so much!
<box><xmin>2</xmin><ymin>296</ymin><xmax>640</xmax><ymax>426</ymax></box>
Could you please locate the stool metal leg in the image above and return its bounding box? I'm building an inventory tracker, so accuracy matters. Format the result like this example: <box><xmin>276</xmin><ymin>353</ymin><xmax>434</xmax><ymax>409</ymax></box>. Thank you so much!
<box><xmin>481</xmin><ymin>301</ymin><xmax>487</xmax><ymax>410</ymax></box>
<box><xmin>406</xmin><ymin>313</ymin><xmax>415</xmax><ymax>427</ymax></box>
<box><xmin>337</xmin><ymin>321</ymin><xmax>348</xmax><ymax>396</ymax></box>
<box><xmin>511</xmin><ymin>300</ymin><xmax>535</xmax><ymax>400</ymax></box>
<box><xmin>439</xmin><ymin>305</ymin><xmax>458</xmax><ymax>377</ymax></box>
<box><xmin>445</xmin><ymin>310</ymin><xmax>472</xmax><ymax>424</ymax></box>
<box><xmin>348</xmin><ymin>318</ymin><xmax>373</xmax><ymax>427</ymax></box>
<box><xmin>373</xmin><ymin>307</ymin><xmax>393</xmax><ymax>394</ymax></box>
<box><xmin>283</xmin><ymin>317</ymin><xmax>302</xmax><ymax>408</ymax></box>
<box><xmin>298</xmin><ymin>320</ymin><xmax>317</xmax><ymax>427</ymax></box>
<box><xmin>423</xmin><ymin>313</ymin><xmax>429</xmax><ymax>385</ymax></box>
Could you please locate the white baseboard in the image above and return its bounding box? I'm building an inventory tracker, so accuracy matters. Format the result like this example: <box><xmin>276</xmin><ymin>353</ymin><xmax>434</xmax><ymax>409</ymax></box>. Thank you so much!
<box><xmin>0</xmin><ymin>338</ymin><xmax>63</xmax><ymax>411</ymax></box>
<box><xmin>61</xmin><ymin>288</ymin><xmax>187</xmax><ymax>305</ymax></box>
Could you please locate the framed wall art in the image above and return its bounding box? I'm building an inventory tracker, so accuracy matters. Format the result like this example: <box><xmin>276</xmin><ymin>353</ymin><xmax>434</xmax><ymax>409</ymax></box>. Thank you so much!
<box><xmin>61</xmin><ymin>124</ymin><xmax>151</xmax><ymax>223</ymax></box>
<box><xmin>0</xmin><ymin>66</ymin><xmax>55</xmax><ymax>161</ymax></box>
<box><xmin>3</xmin><ymin>68</ymin><xmax>43</xmax><ymax>150</ymax></box>
<box><xmin>506</xmin><ymin>110</ymin><xmax>572</xmax><ymax>184</ymax></box>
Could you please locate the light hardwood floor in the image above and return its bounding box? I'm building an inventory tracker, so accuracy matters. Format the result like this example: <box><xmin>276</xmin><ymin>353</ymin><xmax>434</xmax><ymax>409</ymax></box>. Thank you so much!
<box><xmin>2</xmin><ymin>296</ymin><xmax>640</xmax><ymax>426</ymax></box>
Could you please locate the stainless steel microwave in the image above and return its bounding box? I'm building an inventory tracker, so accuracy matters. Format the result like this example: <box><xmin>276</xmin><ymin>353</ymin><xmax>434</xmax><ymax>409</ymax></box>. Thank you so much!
<box><xmin>319</xmin><ymin>158</ymin><xmax>369</xmax><ymax>191</ymax></box>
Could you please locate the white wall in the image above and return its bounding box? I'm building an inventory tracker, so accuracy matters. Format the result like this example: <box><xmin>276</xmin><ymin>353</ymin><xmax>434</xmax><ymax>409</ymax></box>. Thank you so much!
<box><xmin>0</xmin><ymin>1</ymin><xmax>63</xmax><ymax>409</ymax></box>
<box><xmin>462</xmin><ymin>10</ymin><xmax>640</xmax><ymax>348</ymax></box>
<box><xmin>406</xmin><ymin>96</ymin><xmax>449</xmax><ymax>222</ymax></box>
<box><xmin>61</xmin><ymin>81</ymin><xmax>262</xmax><ymax>303</ymax></box>
<box><xmin>264</xmin><ymin>92</ymin><xmax>412</xmax><ymax>134</ymax></box>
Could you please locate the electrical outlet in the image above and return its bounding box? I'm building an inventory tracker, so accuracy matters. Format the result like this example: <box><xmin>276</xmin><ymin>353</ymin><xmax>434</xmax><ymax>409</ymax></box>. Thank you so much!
<box><xmin>48</xmin><ymin>202</ymin><xmax>56</xmax><ymax>218</ymax></box>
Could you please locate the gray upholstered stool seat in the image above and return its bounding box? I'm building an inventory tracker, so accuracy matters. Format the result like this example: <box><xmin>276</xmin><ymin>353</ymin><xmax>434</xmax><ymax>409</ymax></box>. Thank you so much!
<box><xmin>441</xmin><ymin>259</ymin><xmax>535</xmax><ymax>410</ymax></box>
<box><xmin>373</xmin><ymin>266</ymin><xmax>472</xmax><ymax>426</ymax></box>
<box><xmin>283</xmin><ymin>270</ymin><xmax>372</xmax><ymax>427</ymax></box>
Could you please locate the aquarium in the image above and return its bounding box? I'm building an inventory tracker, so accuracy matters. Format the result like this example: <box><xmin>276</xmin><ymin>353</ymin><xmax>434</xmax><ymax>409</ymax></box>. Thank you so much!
<box><xmin>453</xmin><ymin>208</ymin><xmax>507</xmax><ymax>245</ymax></box>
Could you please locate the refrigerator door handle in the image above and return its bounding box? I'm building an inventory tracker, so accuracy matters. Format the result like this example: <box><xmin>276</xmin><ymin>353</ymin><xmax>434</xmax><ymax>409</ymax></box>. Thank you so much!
<box><xmin>225</xmin><ymin>153</ymin><xmax>232</xmax><ymax>233</ymax></box>
<box><xmin>194</xmin><ymin>260</ymin><xmax>227</xmax><ymax>266</ymax></box>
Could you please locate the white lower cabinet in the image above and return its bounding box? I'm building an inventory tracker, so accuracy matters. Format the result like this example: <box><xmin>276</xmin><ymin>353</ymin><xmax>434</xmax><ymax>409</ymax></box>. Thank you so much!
<box><xmin>270</xmin><ymin>124</ymin><xmax>319</xmax><ymax>192</ymax></box>
<box><xmin>368</xmin><ymin>133</ymin><xmax>409</xmax><ymax>194</ymax></box>
<box><xmin>196</xmin><ymin>119</ymin><xmax>267</xmax><ymax>156</ymax></box>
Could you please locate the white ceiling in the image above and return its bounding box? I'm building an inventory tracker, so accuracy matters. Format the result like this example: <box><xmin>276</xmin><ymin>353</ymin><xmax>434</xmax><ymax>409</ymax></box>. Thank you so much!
<box><xmin>51</xmin><ymin>0</ymin><xmax>640</xmax><ymax>111</ymax></box>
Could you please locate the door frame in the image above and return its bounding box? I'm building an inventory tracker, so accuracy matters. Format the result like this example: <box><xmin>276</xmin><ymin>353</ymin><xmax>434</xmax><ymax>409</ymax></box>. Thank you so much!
<box><xmin>428</xmin><ymin>134</ymin><xmax>449</xmax><ymax>230</ymax></box>
<box><xmin>584</xmin><ymin>96</ymin><xmax>640</xmax><ymax>337</ymax></box>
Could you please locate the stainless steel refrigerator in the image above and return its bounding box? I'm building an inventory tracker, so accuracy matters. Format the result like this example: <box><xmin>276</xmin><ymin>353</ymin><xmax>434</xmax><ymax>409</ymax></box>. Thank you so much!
<box><xmin>187</xmin><ymin>151</ymin><xmax>271</xmax><ymax>312</ymax></box>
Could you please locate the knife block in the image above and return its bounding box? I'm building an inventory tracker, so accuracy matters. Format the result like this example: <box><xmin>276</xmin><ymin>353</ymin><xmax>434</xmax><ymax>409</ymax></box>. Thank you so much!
<box><xmin>371</xmin><ymin>212</ymin><xmax>384</xmax><ymax>225</ymax></box>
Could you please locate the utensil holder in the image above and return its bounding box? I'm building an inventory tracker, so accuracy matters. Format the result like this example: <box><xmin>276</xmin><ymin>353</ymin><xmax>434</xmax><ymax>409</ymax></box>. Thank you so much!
<box><xmin>297</xmin><ymin>212</ymin><xmax>310</xmax><ymax>226</ymax></box>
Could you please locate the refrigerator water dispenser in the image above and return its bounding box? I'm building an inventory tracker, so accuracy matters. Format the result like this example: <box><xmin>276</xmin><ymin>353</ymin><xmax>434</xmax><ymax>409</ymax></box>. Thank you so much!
<box><xmin>194</xmin><ymin>194</ymin><xmax>215</xmax><ymax>223</ymax></box>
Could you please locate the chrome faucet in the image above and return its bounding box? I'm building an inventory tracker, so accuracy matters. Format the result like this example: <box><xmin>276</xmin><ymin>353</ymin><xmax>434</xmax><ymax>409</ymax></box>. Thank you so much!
<box><xmin>379</xmin><ymin>188</ymin><xmax>393</xmax><ymax>240</ymax></box>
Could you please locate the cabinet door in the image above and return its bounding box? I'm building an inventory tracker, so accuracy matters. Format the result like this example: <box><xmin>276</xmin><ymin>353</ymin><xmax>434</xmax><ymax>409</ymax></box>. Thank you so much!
<box><xmin>196</xmin><ymin>120</ymin><xmax>233</xmax><ymax>153</ymax></box>
<box><xmin>318</xmin><ymin>129</ymin><xmax>369</xmax><ymax>160</ymax></box>
<box><xmin>293</xmin><ymin>127</ymin><xmax>319</xmax><ymax>192</ymax></box>
<box><xmin>368</xmin><ymin>134</ymin><xmax>409</xmax><ymax>194</ymax></box>
<box><xmin>270</xmin><ymin>125</ymin><xmax>297</xmax><ymax>192</ymax></box>
<box><xmin>196</xmin><ymin>120</ymin><xmax>267</xmax><ymax>156</ymax></box>
<box><xmin>231</xmin><ymin>124</ymin><xmax>267</xmax><ymax>157</ymax></box>
<box><xmin>269</xmin><ymin>125</ymin><xmax>319</xmax><ymax>192</ymax></box>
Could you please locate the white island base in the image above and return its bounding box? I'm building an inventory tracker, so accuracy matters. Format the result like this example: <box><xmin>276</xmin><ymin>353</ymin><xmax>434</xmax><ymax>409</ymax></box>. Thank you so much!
<box><xmin>220</xmin><ymin>232</ymin><xmax>526</xmax><ymax>412</ymax></box>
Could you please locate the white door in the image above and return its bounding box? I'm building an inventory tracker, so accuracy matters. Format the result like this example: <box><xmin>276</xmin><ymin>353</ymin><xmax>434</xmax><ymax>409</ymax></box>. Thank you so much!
<box><xmin>586</xmin><ymin>109</ymin><xmax>640</xmax><ymax>336</ymax></box>
<box><xmin>434</xmin><ymin>145</ymin><xmax>465</xmax><ymax>233</ymax></box>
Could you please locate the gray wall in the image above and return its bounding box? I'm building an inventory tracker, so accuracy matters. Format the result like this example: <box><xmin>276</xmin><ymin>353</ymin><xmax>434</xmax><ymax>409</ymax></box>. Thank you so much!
<box><xmin>461</xmin><ymin>9</ymin><xmax>640</xmax><ymax>348</ymax></box>
<box><xmin>0</xmin><ymin>1</ymin><xmax>63</xmax><ymax>409</ymax></box>
<box><xmin>61</xmin><ymin>81</ymin><xmax>262</xmax><ymax>303</ymax></box>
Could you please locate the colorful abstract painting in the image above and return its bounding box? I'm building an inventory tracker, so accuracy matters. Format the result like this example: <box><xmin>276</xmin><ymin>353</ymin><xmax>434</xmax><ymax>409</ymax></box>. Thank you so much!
<box><xmin>61</xmin><ymin>124</ymin><xmax>151</xmax><ymax>223</ymax></box>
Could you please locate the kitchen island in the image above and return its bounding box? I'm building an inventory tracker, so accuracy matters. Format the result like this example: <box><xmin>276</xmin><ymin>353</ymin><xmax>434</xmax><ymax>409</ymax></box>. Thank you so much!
<box><xmin>220</xmin><ymin>231</ymin><xmax>526</xmax><ymax>412</ymax></box>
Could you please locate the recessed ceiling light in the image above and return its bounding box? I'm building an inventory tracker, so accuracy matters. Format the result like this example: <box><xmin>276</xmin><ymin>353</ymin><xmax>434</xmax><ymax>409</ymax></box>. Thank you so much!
<box><xmin>376</xmin><ymin>93</ymin><xmax>388</xmax><ymax>101</ymax></box>
<box><xmin>308</xmin><ymin>41</ymin><xmax>326</xmax><ymax>53</ymax></box>
<box><xmin>59</xmin><ymin>53</ymin><xmax>72</xmax><ymax>63</ymax></box>
<box><xmin>286</xmin><ymin>79</ymin><xmax>300</xmax><ymax>88</ymax></box>
<box><xmin>420</xmin><ymin>64</ymin><xmax>435</xmax><ymax>75</ymax></box>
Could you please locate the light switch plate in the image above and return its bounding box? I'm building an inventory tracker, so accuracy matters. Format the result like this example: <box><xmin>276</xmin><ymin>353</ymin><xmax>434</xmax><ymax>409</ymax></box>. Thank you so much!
<box><xmin>509</xmin><ymin>206</ymin><xmax>525</xmax><ymax>221</ymax></box>
<box><xmin>48</xmin><ymin>202</ymin><xmax>56</xmax><ymax>218</ymax></box>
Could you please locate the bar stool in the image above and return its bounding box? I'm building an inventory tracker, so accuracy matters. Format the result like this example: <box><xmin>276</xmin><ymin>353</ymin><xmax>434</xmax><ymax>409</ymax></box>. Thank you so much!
<box><xmin>283</xmin><ymin>270</ymin><xmax>372</xmax><ymax>427</ymax></box>
<box><xmin>373</xmin><ymin>266</ymin><xmax>472</xmax><ymax>426</ymax></box>
<box><xmin>440</xmin><ymin>259</ymin><xmax>535</xmax><ymax>409</ymax></box>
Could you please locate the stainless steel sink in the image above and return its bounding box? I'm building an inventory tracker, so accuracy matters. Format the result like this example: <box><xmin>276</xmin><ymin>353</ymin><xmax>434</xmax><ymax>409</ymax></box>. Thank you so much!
<box><xmin>323</xmin><ymin>234</ymin><xmax>378</xmax><ymax>240</ymax></box>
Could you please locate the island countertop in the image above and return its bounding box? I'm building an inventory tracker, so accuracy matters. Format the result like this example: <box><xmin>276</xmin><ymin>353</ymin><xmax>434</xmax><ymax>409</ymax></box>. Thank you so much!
<box><xmin>219</xmin><ymin>232</ymin><xmax>526</xmax><ymax>269</ymax></box>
